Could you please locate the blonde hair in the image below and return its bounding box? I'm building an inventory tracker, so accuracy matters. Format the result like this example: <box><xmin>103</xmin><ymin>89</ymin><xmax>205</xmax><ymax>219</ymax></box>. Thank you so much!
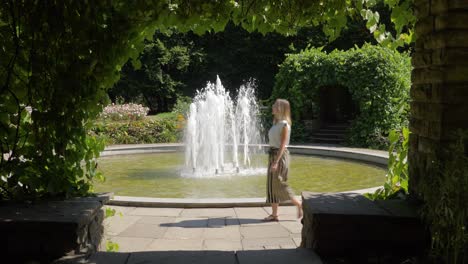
<box><xmin>273</xmin><ymin>99</ymin><xmax>292</xmax><ymax>126</ymax></box>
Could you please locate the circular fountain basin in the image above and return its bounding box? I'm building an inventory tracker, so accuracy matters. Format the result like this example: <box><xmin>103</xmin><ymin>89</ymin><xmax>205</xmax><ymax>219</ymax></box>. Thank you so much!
<box><xmin>96</xmin><ymin>144</ymin><xmax>387</xmax><ymax>206</ymax></box>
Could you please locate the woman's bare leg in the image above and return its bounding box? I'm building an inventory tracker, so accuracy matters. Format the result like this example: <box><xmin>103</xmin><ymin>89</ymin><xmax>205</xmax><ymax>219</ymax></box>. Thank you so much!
<box><xmin>290</xmin><ymin>196</ymin><xmax>302</xmax><ymax>218</ymax></box>
<box><xmin>272</xmin><ymin>203</ymin><xmax>279</xmax><ymax>217</ymax></box>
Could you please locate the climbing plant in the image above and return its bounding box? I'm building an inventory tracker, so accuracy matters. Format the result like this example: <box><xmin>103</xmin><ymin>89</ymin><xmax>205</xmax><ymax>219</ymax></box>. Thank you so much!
<box><xmin>366</xmin><ymin>127</ymin><xmax>409</xmax><ymax>200</ymax></box>
<box><xmin>271</xmin><ymin>44</ymin><xmax>411</xmax><ymax>148</ymax></box>
<box><xmin>0</xmin><ymin>1</ymin><xmax>415</xmax><ymax>200</ymax></box>
<box><xmin>417</xmin><ymin>131</ymin><xmax>468</xmax><ymax>264</ymax></box>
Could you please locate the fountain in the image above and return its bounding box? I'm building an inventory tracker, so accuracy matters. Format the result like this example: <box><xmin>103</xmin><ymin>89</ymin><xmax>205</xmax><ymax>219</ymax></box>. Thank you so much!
<box><xmin>183</xmin><ymin>76</ymin><xmax>264</xmax><ymax>177</ymax></box>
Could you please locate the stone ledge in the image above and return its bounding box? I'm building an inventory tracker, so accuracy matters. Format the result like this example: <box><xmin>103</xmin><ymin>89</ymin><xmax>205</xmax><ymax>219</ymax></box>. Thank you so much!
<box><xmin>301</xmin><ymin>192</ymin><xmax>430</xmax><ymax>260</ymax></box>
<box><xmin>0</xmin><ymin>193</ymin><xmax>111</xmax><ymax>263</ymax></box>
<box><xmin>107</xmin><ymin>188</ymin><xmax>381</xmax><ymax>208</ymax></box>
<box><xmin>102</xmin><ymin>144</ymin><xmax>389</xmax><ymax>167</ymax></box>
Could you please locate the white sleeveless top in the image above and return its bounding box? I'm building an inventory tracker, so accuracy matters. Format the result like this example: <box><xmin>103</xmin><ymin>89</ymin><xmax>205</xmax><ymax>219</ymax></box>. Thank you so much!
<box><xmin>268</xmin><ymin>120</ymin><xmax>290</xmax><ymax>148</ymax></box>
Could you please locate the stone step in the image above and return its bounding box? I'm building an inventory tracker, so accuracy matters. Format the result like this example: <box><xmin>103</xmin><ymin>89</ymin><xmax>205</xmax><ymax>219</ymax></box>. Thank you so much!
<box><xmin>322</xmin><ymin>124</ymin><xmax>349</xmax><ymax>129</ymax></box>
<box><xmin>58</xmin><ymin>249</ymin><xmax>324</xmax><ymax>264</ymax></box>
<box><xmin>301</xmin><ymin>192</ymin><xmax>430</xmax><ymax>261</ymax></box>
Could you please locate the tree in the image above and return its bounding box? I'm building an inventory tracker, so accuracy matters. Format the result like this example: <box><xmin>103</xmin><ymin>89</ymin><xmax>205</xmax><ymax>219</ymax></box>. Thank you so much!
<box><xmin>109</xmin><ymin>31</ymin><xmax>204</xmax><ymax>113</ymax></box>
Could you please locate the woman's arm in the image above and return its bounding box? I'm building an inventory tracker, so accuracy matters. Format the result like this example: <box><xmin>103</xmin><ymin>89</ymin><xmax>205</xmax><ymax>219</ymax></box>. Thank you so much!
<box><xmin>271</xmin><ymin>125</ymin><xmax>288</xmax><ymax>172</ymax></box>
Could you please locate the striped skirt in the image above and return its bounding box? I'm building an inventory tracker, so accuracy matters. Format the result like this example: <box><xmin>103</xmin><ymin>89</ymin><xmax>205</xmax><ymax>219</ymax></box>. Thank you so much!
<box><xmin>266</xmin><ymin>148</ymin><xmax>295</xmax><ymax>203</ymax></box>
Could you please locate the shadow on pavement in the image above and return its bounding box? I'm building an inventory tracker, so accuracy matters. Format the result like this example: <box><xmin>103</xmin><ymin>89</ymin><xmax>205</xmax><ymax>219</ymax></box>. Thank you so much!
<box><xmin>54</xmin><ymin>248</ymin><xmax>322</xmax><ymax>264</ymax></box>
<box><xmin>159</xmin><ymin>217</ymin><xmax>298</xmax><ymax>228</ymax></box>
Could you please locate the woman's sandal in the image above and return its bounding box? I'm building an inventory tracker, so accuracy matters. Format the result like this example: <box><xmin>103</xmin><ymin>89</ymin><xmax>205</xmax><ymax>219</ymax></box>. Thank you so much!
<box><xmin>263</xmin><ymin>214</ymin><xmax>279</xmax><ymax>222</ymax></box>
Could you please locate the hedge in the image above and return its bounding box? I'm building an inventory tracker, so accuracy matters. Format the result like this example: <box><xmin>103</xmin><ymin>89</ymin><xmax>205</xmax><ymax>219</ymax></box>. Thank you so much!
<box><xmin>91</xmin><ymin>113</ymin><xmax>184</xmax><ymax>145</ymax></box>
<box><xmin>271</xmin><ymin>44</ymin><xmax>411</xmax><ymax>148</ymax></box>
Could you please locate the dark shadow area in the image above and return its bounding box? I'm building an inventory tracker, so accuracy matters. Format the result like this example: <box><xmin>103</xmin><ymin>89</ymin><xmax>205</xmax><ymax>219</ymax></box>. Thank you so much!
<box><xmin>159</xmin><ymin>217</ymin><xmax>297</xmax><ymax>228</ymax></box>
<box><xmin>319</xmin><ymin>85</ymin><xmax>357</xmax><ymax>124</ymax></box>
<box><xmin>52</xmin><ymin>248</ymin><xmax>322</xmax><ymax>264</ymax></box>
<box><xmin>1</xmin><ymin>196</ymin><xmax>108</xmax><ymax>264</ymax></box>
<box><xmin>301</xmin><ymin>192</ymin><xmax>430</xmax><ymax>264</ymax></box>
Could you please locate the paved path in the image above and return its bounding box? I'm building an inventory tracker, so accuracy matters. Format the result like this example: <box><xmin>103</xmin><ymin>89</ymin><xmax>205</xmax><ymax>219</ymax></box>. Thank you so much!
<box><xmin>87</xmin><ymin>205</ymin><xmax>322</xmax><ymax>264</ymax></box>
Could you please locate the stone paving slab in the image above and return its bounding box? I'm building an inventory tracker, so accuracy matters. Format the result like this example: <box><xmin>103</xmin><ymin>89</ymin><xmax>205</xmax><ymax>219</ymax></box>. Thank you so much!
<box><xmin>106</xmin><ymin>236</ymin><xmax>153</xmax><ymax>252</ymax></box>
<box><xmin>180</xmin><ymin>208</ymin><xmax>237</xmax><ymax>218</ymax></box>
<box><xmin>170</xmin><ymin>217</ymin><xmax>209</xmax><ymax>227</ymax></box>
<box><xmin>103</xmin><ymin>215</ymin><xmax>142</xmax><ymax>236</ymax></box>
<box><xmin>128</xmin><ymin>207</ymin><xmax>183</xmax><ymax>217</ymax></box>
<box><xmin>118</xmin><ymin>223</ymin><xmax>167</xmax><ymax>238</ymax></box>
<box><xmin>234</xmin><ymin>207</ymin><xmax>269</xmax><ymax>218</ymax></box>
<box><xmin>226</xmin><ymin>217</ymin><xmax>241</xmax><ymax>226</ymax></box>
<box><xmin>55</xmin><ymin>252</ymin><xmax>130</xmax><ymax>264</ymax></box>
<box><xmin>238</xmin><ymin>217</ymin><xmax>279</xmax><ymax>226</ymax></box>
<box><xmin>162</xmin><ymin>226</ymin><xmax>205</xmax><ymax>239</ymax></box>
<box><xmin>146</xmin><ymin>239</ymin><xmax>204</xmax><ymax>251</ymax></box>
<box><xmin>96</xmin><ymin>205</ymin><xmax>322</xmax><ymax>262</ymax></box>
<box><xmin>240</xmin><ymin>224</ymin><xmax>291</xmax><ymax>239</ymax></box>
<box><xmin>279</xmin><ymin>220</ymin><xmax>303</xmax><ymax>234</ymax></box>
<box><xmin>57</xmin><ymin>249</ymin><xmax>322</xmax><ymax>264</ymax></box>
<box><xmin>293</xmin><ymin>237</ymin><xmax>302</xmax><ymax>247</ymax></box>
<box><xmin>263</xmin><ymin>205</ymin><xmax>298</xmax><ymax>216</ymax></box>
<box><xmin>203</xmin><ymin>239</ymin><xmax>243</xmax><ymax>250</ymax></box>
<box><xmin>136</xmin><ymin>216</ymin><xmax>176</xmax><ymax>225</ymax></box>
<box><xmin>237</xmin><ymin>248</ymin><xmax>322</xmax><ymax>264</ymax></box>
<box><xmin>65</xmin><ymin>205</ymin><xmax>328</xmax><ymax>264</ymax></box>
<box><xmin>241</xmin><ymin>237</ymin><xmax>297</xmax><ymax>250</ymax></box>
<box><xmin>127</xmin><ymin>251</ymin><xmax>237</xmax><ymax>264</ymax></box>
<box><xmin>207</xmin><ymin>217</ymin><xmax>226</xmax><ymax>227</ymax></box>
<box><xmin>238</xmin><ymin>218</ymin><xmax>279</xmax><ymax>226</ymax></box>
<box><xmin>106</xmin><ymin>205</ymin><xmax>137</xmax><ymax>215</ymax></box>
<box><xmin>203</xmin><ymin>226</ymin><xmax>241</xmax><ymax>240</ymax></box>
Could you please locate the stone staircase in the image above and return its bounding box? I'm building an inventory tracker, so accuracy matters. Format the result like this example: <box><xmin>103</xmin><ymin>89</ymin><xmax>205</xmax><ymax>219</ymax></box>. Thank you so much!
<box><xmin>309</xmin><ymin>123</ymin><xmax>349</xmax><ymax>144</ymax></box>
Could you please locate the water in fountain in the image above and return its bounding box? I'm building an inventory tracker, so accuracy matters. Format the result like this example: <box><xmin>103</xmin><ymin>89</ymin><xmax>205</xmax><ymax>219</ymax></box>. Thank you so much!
<box><xmin>183</xmin><ymin>76</ymin><xmax>265</xmax><ymax>178</ymax></box>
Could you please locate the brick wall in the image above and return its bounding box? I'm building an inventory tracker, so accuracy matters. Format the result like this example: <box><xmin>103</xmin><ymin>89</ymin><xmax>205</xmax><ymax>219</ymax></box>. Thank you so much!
<box><xmin>409</xmin><ymin>0</ymin><xmax>468</xmax><ymax>194</ymax></box>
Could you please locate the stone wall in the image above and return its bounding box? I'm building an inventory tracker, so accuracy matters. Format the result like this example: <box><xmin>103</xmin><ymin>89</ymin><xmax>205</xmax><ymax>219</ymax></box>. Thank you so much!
<box><xmin>0</xmin><ymin>194</ymin><xmax>109</xmax><ymax>263</ymax></box>
<box><xmin>409</xmin><ymin>0</ymin><xmax>468</xmax><ymax>194</ymax></box>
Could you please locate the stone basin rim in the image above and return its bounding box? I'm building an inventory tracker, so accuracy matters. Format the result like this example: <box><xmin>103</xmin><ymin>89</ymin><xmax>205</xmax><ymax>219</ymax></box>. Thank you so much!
<box><xmin>102</xmin><ymin>143</ymin><xmax>388</xmax><ymax>208</ymax></box>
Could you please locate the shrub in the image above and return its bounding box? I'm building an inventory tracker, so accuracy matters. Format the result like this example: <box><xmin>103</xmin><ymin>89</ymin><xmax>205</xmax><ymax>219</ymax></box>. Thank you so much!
<box><xmin>365</xmin><ymin>127</ymin><xmax>409</xmax><ymax>200</ymax></box>
<box><xmin>171</xmin><ymin>96</ymin><xmax>192</xmax><ymax>117</ymax></box>
<box><xmin>91</xmin><ymin>114</ymin><xmax>182</xmax><ymax>145</ymax></box>
<box><xmin>100</xmin><ymin>103</ymin><xmax>149</xmax><ymax>121</ymax></box>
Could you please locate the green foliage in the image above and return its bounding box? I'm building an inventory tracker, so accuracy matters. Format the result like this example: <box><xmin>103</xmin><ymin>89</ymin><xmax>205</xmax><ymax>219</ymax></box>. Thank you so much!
<box><xmin>365</xmin><ymin>127</ymin><xmax>409</xmax><ymax>200</ymax></box>
<box><xmin>109</xmin><ymin>30</ymin><xmax>204</xmax><ymax>113</ymax></box>
<box><xmin>0</xmin><ymin>0</ymin><xmax>415</xmax><ymax>201</ymax></box>
<box><xmin>91</xmin><ymin>115</ymin><xmax>182</xmax><ymax>145</ymax></box>
<box><xmin>114</xmin><ymin>16</ymin><xmax>387</xmax><ymax>105</ymax></box>
<box><xmin>188</xmin><ymin>21</ymin><xmax>307</xmax><ymax>101</ymax></box>
<box><xmin>105</xmin><ymin>207</ymin><xmax>117</xmax><ymax>218</ymax></box>
<box><xmin>104</xmin><ymin>207</ymin><xmax>121</xmax><ymax>252</ymax></box>
<box><xmin>171</xmin><ymin>96</ymin><xmax>192</xmax><ymax>116</ymax></box>
<box><xmin>290</xmin><ymin>122</ymin><xmax>309</xmax><ymax>143</ymax></box>
<box><xmin>272</xmin><ymin>44</ymin><xmax>411</xmax><ymax>148</ymax></box>
<box><xmin>106</xmin><ymin>240</ymin><xmax>120</xmax><ymax>252</ymax></box>
<box><xmin>418</xmin><ymin>132</ymin><xmax>468</xmax><ymax>264</ymax></box>
<box><xmin>359</xmin><ymin>0</ymin><xmax>415</xmax><ymax>48</ymax></box>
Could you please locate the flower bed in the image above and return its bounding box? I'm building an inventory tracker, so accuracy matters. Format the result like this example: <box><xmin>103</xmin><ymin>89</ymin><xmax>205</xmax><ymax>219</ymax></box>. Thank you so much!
<box><xmin>100</xmin><ymin>103</ymin><xmax>149</xmax><ymax>121</ymax></box>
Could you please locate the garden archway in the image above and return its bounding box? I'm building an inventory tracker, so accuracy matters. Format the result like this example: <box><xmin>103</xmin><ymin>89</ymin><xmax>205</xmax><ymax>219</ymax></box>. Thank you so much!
<box><xmin>318</xmin><ymin>85</ymin><xmax>357</xmax><ymax>124</ymax></box>
<box><xmin>272</xmin><ymin>45</ymin><xmax>411</xmax><ymax>148</ymax></box>
<box><xmin>1</xmin><ymin>2</ymin><xmax>467</xmax><ymax>261</ymax></box>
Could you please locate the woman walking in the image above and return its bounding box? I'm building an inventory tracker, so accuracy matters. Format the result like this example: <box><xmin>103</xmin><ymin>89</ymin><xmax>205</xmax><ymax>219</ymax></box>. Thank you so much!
<box><xmin>264</xmin><ymin>99</ymin><xmax>302</xmax><ymax>222</ymax></box>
